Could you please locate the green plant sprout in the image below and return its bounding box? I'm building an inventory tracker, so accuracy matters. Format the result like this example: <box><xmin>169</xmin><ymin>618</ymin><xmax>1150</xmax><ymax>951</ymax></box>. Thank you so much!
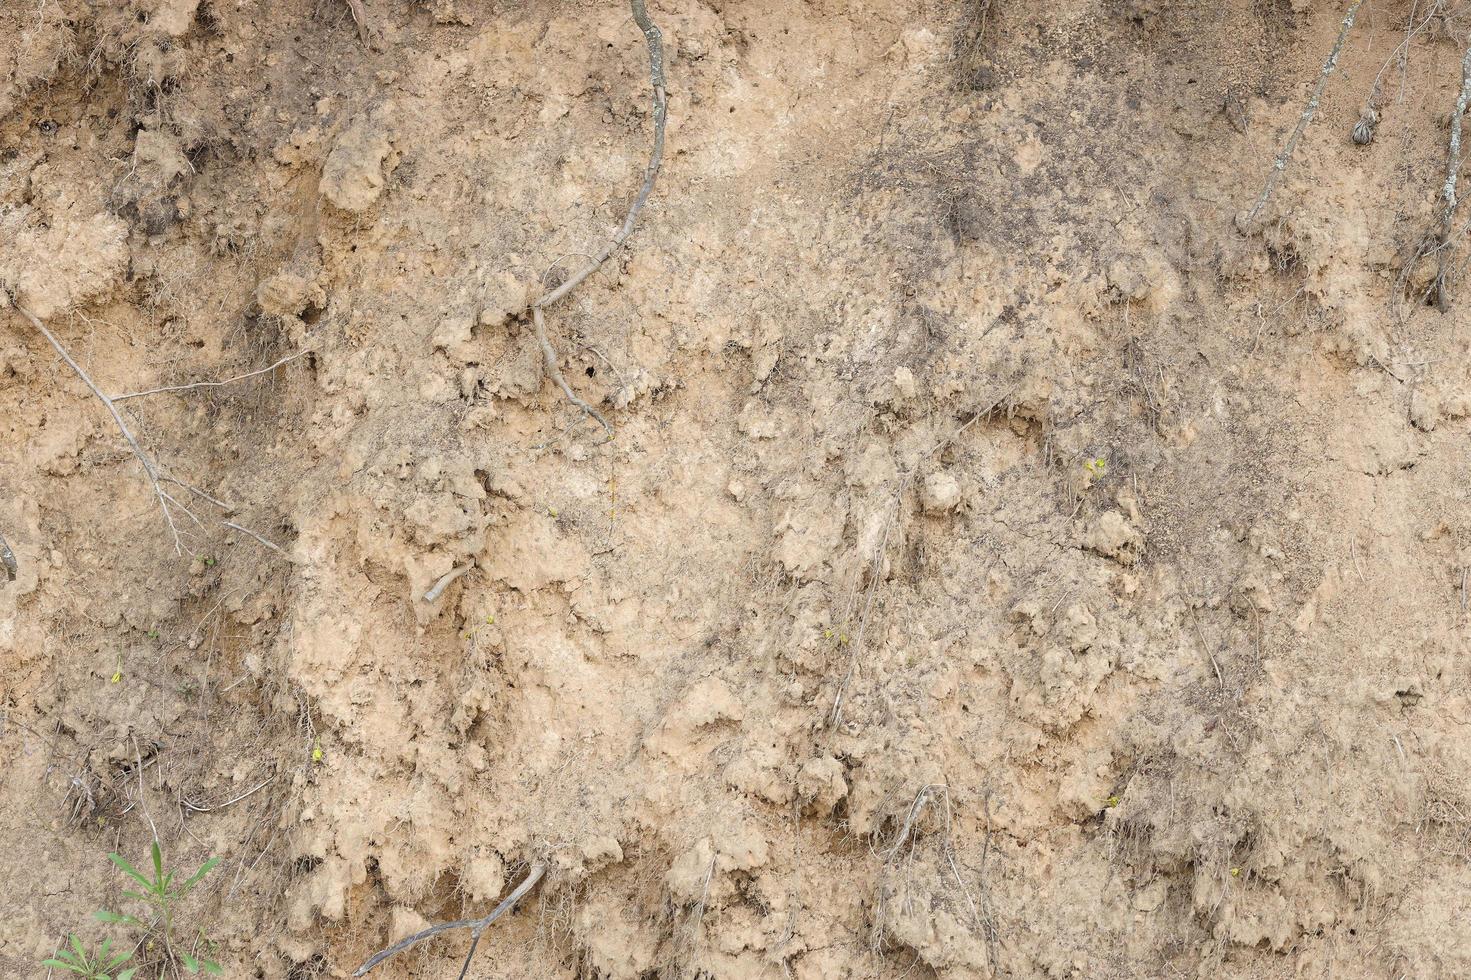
<box><xmin>42</xmin><ymin>934</ymin><xmax>138</xmax><ymax>980</ymax></box>
<box><xmin>96</xmin><ymin>842</ymin><xmax>222</xmax><ymax>975</ymax></box>
<box><xmin>1084</xmin><ymin>458</ymin><xmax>1108</xmax><ymax>478</ymax></box>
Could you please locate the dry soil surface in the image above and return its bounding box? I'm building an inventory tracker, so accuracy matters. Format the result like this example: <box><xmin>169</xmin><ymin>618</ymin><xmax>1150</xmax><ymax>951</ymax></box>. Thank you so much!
<box><xmin>5</xmin><ymin>0</ymin><xmax>1471</xmax><ymax>978</ymax></box>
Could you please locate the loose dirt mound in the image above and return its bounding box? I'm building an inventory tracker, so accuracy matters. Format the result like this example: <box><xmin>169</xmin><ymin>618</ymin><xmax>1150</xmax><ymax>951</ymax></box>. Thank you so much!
<box><xmin>5</xmin><ymin>1</ymin><xmax>1471</xmax><ymax>977</ymax></box>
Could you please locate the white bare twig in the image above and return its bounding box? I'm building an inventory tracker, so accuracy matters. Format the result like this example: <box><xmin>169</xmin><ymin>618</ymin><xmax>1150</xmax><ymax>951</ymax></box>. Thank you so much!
<box><xmin>1355</xmin><ymin>0</ymin><xmax>1442</xmax><ymax>144</ymax></box>
<box><xmin>181</xmin><ymin>771</ymin><xmax>276</xmax><ymax>813</ymax></box>
<box><xmin>423</xmin><ymin>561</ymin><xmax>474</xmax><ymax>602</ymax></box>
<box><xmin>223</xmin><ymin>521</ymin><xmax>287</xmax><ymax>557</ymax></box>
<box><xmin>1432</xmin><ymin>36</ymin><xmax>1471</xmax><ymax>308</ymax></box>
<box><xmin>111</xmin><ymin>349</ymin><xmax>309</xmax><ymax>402</ymax></box>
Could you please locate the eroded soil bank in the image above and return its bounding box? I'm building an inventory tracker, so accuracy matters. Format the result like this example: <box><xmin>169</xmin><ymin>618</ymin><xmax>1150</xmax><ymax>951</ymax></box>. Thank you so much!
<box><xmin>5</xmin><ymin>0</ymin><xmax>1471</xmax><ymax>977</ymax></box>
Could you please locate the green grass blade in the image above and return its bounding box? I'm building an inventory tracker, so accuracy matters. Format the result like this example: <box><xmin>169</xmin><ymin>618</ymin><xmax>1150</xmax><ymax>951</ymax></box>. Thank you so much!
<box><xmin>180</xmin><ymin>856</ymin><xmax>221</xmax><ymax>892</ymax></box>
<box><xmin>41</xmin><ymin>959</ymin><xmax>82</xmax><ymax>974</ymax></box>
<box><xmin>181</xmin><ymin>951</ymin><xmax>200</xmax><ymax>972</ymax></box>
<box><xmin>109</xmin><ymin>853</ymin><xmax>153</xmax><ymax>889</ymax></box>
<box><xmin>95</xmin><ymin>909</ymin><xmax>142</xmax><ymax>927</ymax></box>
<box><xmin>118</xmin><ymin>970</ymin><xmax>139</xmax><ymax>980</ymax></box>
<box><xmin>202</xmin><ymin>960</ymin><xmax>222</xmax><ymax>975</ymax></box>
<box><xmin>151</xmin><ymin>841</ymin><xmax>164</xmax><ymax>884</ymax></box>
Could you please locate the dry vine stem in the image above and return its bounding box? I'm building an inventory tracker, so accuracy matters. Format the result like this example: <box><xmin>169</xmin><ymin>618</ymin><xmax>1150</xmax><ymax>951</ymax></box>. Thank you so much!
<box><xmin>353</xmin><ymin>863</ymin><xmax>546</xmax><ymax>978</ymax></box>
<box><xmin>1241</xmin><ymin>0</ymin><xmax>1364</xmax><ymax>228</ymax></box>
<box><xmin>528</xmin><ymin>0</ymin><xmax>667</xmax><ymax>439</ymax></box>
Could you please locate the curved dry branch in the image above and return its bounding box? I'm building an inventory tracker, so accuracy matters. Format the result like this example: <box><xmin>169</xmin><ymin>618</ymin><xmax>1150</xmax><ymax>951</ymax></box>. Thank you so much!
<box><xmin>528</xmin><ymin>0</ymin><xmax>667</xmax><ymax>436</ymax></box>
<box><xmin>352</xmin><ymin>864</ymin><xmax>546</xmax><ymax>977</ymax></box>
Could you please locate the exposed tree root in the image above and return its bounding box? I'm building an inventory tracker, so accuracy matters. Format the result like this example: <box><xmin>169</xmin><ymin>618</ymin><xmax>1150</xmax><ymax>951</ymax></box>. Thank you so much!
<box><xmin>526</xmin><ymin>0</ymin><xmax>667</xmax><ymax>439</ymax></box>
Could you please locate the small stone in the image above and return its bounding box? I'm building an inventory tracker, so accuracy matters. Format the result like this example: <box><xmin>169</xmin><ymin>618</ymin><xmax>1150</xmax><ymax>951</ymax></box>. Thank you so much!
<box><xmin>1410</xmin><ymin>390</ymin><xmax>1440</xmax><ymax>432</ymax></box>
<box><xmin>321</xmin><ymin>116</ymin><xmax>395</xmax><ymax>213</ymax></box>
<box><xmin>1083</xmin><ymin>511</ymin><xmax>1145</xmax><ymax>565</ymax></box>
<box><xmin>797</xmin><ymin>755</ymin><xmax>848</xmax><ymax>814</ymax></box>
<box><xmin>256</xmin><ymin>273</ymin><xmax>311</xmax><ymax>316</ymax></box>
<box><xmin>893</xmin><ymin>366</ymin><xmax>917</xmax><ymax>400</ymax></box>
<box><xmin>921</xmin><ymin>471</ymin><xmax>961</xmax><ymax>514</ymax></box>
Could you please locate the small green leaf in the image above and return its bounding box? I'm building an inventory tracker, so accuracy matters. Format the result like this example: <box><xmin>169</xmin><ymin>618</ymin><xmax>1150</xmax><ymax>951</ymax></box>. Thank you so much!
<box><xmin>109</xmin><ymin>852</ymin><xmax>152</xmax><ymax>889</ymax></box>
<box><xmin>181</xmin><ymin>951</ymin><xmax>200</xmax><ymax>972</ymax></box>
<box><xmin>151</xmin><ymin>840</ymin><xmax>164</xmax><ymax>882</ymax></box>
<box><xmin>181</xmin><ymin>856</ymin><xmax>221</xmax><ymax>893</ymax></box>
<box><xmin>202</xmin><ymin>960</ymin><xmax>223</xmax><ymax>975</ymax></box>
<box><xmin>41</xmin><ymin>959</ymin><xmax>82</xmax><ymax>974</ymax></box>
<box><xmin>103</xmin><ymin>910</ymin><xmax>144</xmax><ymax>928</ymax></box>
<box><xmin>119</xmin><ymin>969</ymin><xmax>139</xmax><ymax>980</ymax></box>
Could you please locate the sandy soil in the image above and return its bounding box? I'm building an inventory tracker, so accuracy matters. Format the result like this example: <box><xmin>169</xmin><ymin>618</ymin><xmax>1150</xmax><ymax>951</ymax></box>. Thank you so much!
<box><xmin>5</xmin><ymin>0</ymin><xmax>1471</xmax><ymax>977</ymax></box>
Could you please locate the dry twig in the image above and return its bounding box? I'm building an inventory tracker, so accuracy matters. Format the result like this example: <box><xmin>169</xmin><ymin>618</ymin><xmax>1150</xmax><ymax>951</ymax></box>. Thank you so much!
<box><xmin>10</xmin><ymin>301</ymin><xmax>290</xmax><ymax>559</ymax></box>
<box><xmin>11</xmin><ymin>301</ymin><xmax>185</xmax><ymax>554</ymax></box>
<box><xmin>423</xmin><ymin>561</ymin><xmax>474</xmax><ymax>602</ymax></box>
<box><xmin>343</xmin><ymin>0</ymin><xmax>371</xmax><ymax>46</ymax></box>
<box><xmin>1241</xmin><ymin>0</ymin><xmax>1364</xmax><ymax>227</ymax></box>
<box><xmin>223</xmin><ymin>521</ymin><xmax>288</xmax><ymax>557</ymax></box>
<box><xmin>527</xmin><ymin>0</ymin><xmax>667</xmax><ymax>437</ymax></box>
<box><xmin>1354</xmin><ymin>0</ymin><xmax>1442</xmax><ymax>144</ymax></box>
<box><xmin>353</xmin><ymin>863</ymin><xmax>546</xmax><ymax>978</ymax></box>
<box><xmin>112</xmin><ymin>349</ymin><xmax>309</xmax><ymax>402</ymax></box>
